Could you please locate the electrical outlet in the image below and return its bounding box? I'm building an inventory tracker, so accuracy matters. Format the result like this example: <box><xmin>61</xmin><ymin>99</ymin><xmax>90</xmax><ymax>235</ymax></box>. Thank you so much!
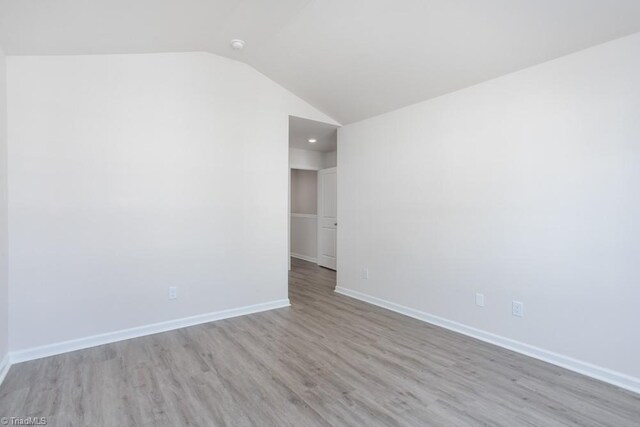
<box><xmin>168</xmin><ymin>286</ymin><xmax>177</xmax><ymax>300</ymax></box>
<box><xmin>512</xmin><ymin>300</ymin><xmax>524</xmax><ymax>317</ymax></box>
<box><xmin>362</xmin><ymin>268</ymin><xmax>369</xmax><ymax>280</ymax></box>
<box><xmin>475</xmin><ymin>293</ymin><xmax>485</xmax><ymax>307</ymax></box>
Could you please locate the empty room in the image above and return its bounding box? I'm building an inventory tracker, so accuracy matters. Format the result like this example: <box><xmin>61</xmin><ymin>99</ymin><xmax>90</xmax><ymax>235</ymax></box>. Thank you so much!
<box><xmin>0</xmin><ymin>1</ymin><xmax>639</xmax><ymax>426</ymax></box>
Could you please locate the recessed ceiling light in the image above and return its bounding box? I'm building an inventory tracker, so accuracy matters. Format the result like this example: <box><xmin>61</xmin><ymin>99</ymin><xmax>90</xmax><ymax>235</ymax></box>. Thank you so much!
<box><xmin>308</xmin><ymin>138</ymin><xmax>317</xmax><ymax>143</ymax></box>
<box><xmin>230</xmin><ymin>39</ymin><xmax>245</xmax><ymax>50</ymax></box>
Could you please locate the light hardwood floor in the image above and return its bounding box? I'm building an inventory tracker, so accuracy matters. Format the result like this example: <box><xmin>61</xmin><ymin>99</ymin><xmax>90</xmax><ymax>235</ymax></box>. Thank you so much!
<box><xmin>1</xmin><ymin>258</ymin><xmax>639</xmax><ymax>426</ymax></box>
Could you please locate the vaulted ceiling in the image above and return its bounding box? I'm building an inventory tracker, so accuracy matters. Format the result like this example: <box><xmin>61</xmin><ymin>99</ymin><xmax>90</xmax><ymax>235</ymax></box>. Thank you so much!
<box><xmin>2</xmin><ymin>0</ymin><xmax>640</xmax><ymax>124</ymax></box>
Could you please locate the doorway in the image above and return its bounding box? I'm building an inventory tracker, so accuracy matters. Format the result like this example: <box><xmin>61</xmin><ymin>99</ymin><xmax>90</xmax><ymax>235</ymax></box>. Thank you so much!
<box><xmin>288</xmin><ymin>116</ymin><xmax>339</xmax><ymax>277</ymax></box>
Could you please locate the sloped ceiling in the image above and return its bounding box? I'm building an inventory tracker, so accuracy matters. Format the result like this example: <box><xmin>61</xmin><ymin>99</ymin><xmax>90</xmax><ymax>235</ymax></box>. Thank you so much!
<box><xmin>2</xmin><ymin>0</ymin><xmax>640</xmax><ymax>124</ymax></box>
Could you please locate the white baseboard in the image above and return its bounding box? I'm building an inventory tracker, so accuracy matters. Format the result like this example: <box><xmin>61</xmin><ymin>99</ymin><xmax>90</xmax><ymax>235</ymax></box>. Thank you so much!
<box><xmin>290</xmin><ymin>253</ymin><xmax>317</xmax><ymax>263</ymax></box>
<box><xmin>10</xmin><ymin>299</ymin><xmax>290</xmax><ymax>365</ymax></box>
<box><xmin>0</xmin><ymin>353</ymin><xmax>10</xmax><ymax>387</ymax></box>
<box><xmin>335</xmin><ymin>286</ymin><xmax>640</xmax><ymax>395</ymax></box>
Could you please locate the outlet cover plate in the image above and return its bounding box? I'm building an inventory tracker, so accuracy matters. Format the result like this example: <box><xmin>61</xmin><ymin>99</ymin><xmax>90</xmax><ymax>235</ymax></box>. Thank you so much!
<box><xmin>512</xmin><ymin>300</ymin><xmax>524</xmax><ymax>317</ymax></box>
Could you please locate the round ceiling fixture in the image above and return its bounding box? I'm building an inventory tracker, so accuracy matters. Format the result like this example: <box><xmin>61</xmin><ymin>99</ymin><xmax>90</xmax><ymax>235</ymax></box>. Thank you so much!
<box><xmin>308</xmin><ymin>138</ymin><xmax>317</xmax><ymax>143</ymax></box>
<box><xmin>230</xmin><ymin>39</ymin><xmax>245</xmax><ymax>50</ymax></box>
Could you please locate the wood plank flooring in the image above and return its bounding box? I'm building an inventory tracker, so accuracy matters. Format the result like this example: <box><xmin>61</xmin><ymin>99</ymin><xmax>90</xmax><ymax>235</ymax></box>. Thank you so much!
<box><xmin>1</xmin><ymin>257</ymin><xmax>639</xmax><ymax>426</ymax></box>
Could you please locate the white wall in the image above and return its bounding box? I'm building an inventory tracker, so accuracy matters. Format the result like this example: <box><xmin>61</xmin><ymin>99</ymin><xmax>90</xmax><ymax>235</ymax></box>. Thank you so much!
<box><xmin>290</xmin><ymin>169</ymin><xmax>317</xmax><ymax>261</ymax></box>
<box><xmin>338</xmin><ymin>33</ymin><xmax>640</xmax><ymax>384</ymax></box>
<box><xmin>289</xmin><ymin>148</ymin><xmax>336</xmax><ymax>170</ymax></box>
<box><xmin>0</xmin><ymin>44</ymin><xmax>8</xmax><ymax>366</ymax></box>
<box><xmin>290</xmin><ymin>216</ymin><xmax>317</xmax><ymax>262</ymax></box>
<box><xmin>7</xmin><ymin>52</ymin><xmax>336</xmax><ymax>351</ymax></box>
<box><xmin>324</xmin><ymin>150</ymin><xmax>337</xmax><ymax>168</ymax></box>
<box><xmin>290</xmin><ymin>169</ymin><xmax>317</xmax><ymax>214</ymax></box>
<box><xmin>289</xmin><ymin>148</ymin><xmax>325</xmax><ymax>170</ymax></box>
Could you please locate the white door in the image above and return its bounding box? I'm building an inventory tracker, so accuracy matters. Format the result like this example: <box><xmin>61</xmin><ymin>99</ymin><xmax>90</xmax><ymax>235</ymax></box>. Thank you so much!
<box><xmin>317</xmin><ymin>167</ymin><xmax>337</xmax><ymax>270</ymax></box>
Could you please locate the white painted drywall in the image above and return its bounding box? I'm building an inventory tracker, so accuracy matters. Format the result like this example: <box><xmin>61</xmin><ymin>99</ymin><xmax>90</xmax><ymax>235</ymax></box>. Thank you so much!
<box><xmin>290</xmin><ymin>169</ymin><xmax>318</xmax><ymax>261</ymax></box>
<box><xmin>289</xmin><ymin>148</ymin><xmax>337</xmax><ymax>170</ymax></box>
<box><xmin>0</xmin><ymin>44</ymin><xmax>8</xmax><ymax>364</ymax></box>
<box><xmin>338</xmin><ymin>33</ymin><xmax>640</xmax><ymax>380</ymax></box>
<box><xmin>290</xmin><ymin>216</ymin><xmax>317</xmax><ymax>261</ymax></box>
<box><xmin>324</xmin><ymin>150</ymin><xmax>337</xmax><ymax>168</ymax></box>
<box><xmin>289</xmin><ymin>147</ymin><xmax>325</xmax><ymax>170</ymax></box>
<box><xmin>7</xmin><ymin>52</ymin><xmax>336</xmax><ymax>351</ymax></box>
<box><xmin>290</xmin><ymin>169</ymin><xmax>317</xmax><ymax>215</ymax></box>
